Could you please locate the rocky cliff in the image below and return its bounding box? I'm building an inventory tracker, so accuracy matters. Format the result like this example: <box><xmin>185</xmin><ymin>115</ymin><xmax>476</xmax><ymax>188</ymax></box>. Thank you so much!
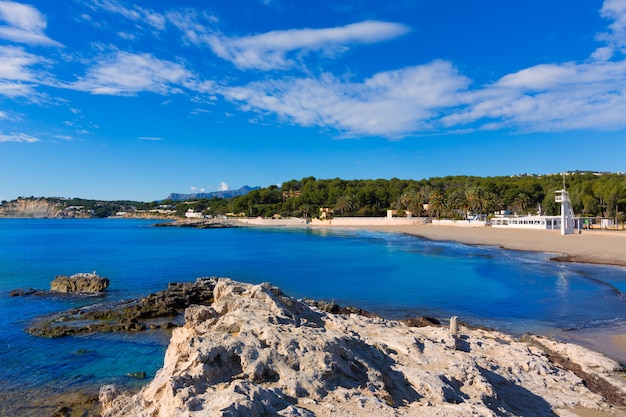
<box><xmin>0</xmin><ymin>198</ymin><xmax>65</xmax><ymax>218</ymax></box>
<box><xmin>100</xmin><ymin>279</ymin><xmax>626</xmax><ymax>417</ymax></box>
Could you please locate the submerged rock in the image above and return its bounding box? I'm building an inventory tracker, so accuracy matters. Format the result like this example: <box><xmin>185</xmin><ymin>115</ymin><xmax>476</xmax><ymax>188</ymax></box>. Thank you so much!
<box><xmin>50</xmin><ymin>272</ymin><xmax>109</xmax><ymax>293</ymax></box>
<box><xmin>101</xmin><ymin>278</ymin><xmax>626</xmax><ymax>417</ymax></box>
<box><xmin>8</xmin><ymin>287</ymin><xmax>41</xmax><ymax>297</ymax></box>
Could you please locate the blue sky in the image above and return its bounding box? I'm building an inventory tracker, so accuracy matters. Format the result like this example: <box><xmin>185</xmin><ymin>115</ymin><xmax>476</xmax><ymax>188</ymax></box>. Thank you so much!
<box><xmin>1</xmin><ymin>0</ymin><xmax>625</xmax><ymax>201</ymax></box>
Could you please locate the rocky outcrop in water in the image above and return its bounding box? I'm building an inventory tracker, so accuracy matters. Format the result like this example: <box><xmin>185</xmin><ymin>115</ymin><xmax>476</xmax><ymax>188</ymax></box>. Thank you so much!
<box><xmin>153</xmin><ymin>219</ymin><xmax>239</xmax><ymax>228</ymax></box>
<box><xmin>50</xmin><ymin>273</ymin><xmax>110</xmax><ymax>293</ymax></box>
<box><xmin>100</xmin><ymin>278</ymin><xmax>626</xmax><ymax>417</ymax></box>
<box><xmin>27</xmin><ymin>278</ymin><xmax>216</xmax><ymax>338</ymax></box>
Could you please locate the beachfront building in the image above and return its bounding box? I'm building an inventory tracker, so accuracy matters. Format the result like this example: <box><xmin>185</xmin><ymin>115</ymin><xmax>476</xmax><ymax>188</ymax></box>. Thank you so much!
<box><xmin>490</xmin><ymin>215</ymin><xmax>563</xmax><ymax>230</ymax></box>
<box><xmin>491</xmin><ymin>189</ymin><xmax>578</xmax><ymax>234</ymax></box>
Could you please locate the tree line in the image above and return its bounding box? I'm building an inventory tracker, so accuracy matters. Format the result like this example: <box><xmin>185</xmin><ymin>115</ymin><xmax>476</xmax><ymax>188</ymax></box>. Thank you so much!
<box><xmin>7</xmin><ymin>172</ymin><xmax>623</xmax><ymax>220</ymax></box>
<box><xmin>150</xmin><ymin>172</ymin><xmax>626</xmax><ymax>221</ymax></box>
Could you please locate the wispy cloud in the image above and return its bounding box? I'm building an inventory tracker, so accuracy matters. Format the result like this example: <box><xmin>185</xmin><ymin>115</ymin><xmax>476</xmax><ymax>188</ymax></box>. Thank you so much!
<box><xmin>446</xmin><ymin>60</ymin><xmax>626</xmax><ymax>132</ymax></box>
<box><xmin>179</xmin><ymin>20</ymin><xmax>410</xmax><ymax>70</ymax></box>
<box><xmin>4</xmin><ymin>0</ymin><xmax>626</xmax><ymax>142</ymax></box>
<box><xmin>90</xmin><ymin>0</ymin><xmax>166</xmax><ymax>31</ymax></box>
<box><xmin>599</xmin><ymin>0</ymin><xmax>626</xmax><ymax>55</ymax></box>
<box><xmin>0</xmin><ymin>45</ymin><xmax>47</xmax><ymax>98</ymax></box>
<box><xmin>68</xmin><ymin>52</ymin><xmax>193</xmax><ymax>95</ymax></box>
<box><xmin>0</xmin><ymin>45</ymin><xmax>39</xmax><ymax>81</ymax></box>
<box><xmin>138</xmin><ymin>136</ymin><xmax>164</xmax><ymax>141</ymax></box>
<box><xmin>222</xmin><ymin>60</ymin><xmax>470</xmax><ymax>138</ymax></box>
<box><xmin>0</xmin><ymin>131</ymin><xmax>39</xmax><ymax>143</ymax></box>
<box><xmin>441</xmin><ymin>3</ymin><xmax>626</xmax><ymax>133</ymax></box>
<box><xmin>0</xmin><ymin>0</ymin><xmax>62</xmax><ymax>46</ymax></box>
<box><xmin>220</xmin><ymin>1</ymin><xmax>626</xmax><ymax>137</ymax></box>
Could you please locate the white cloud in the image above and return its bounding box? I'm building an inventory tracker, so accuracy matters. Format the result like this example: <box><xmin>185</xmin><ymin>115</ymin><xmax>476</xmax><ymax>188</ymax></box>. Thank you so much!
<box><xmin>0</xmin><ymin>132</ymin><xmax>39</xmax><ymax>142</ymax></box>
<box><xmin>220</xmin><ymin>182</ymin><xmax>229</xmax><ymax>191</ymax></box>
<box><xmin>599</xmin><ymin>0</ymin><xmax>626</xmax><ymax>52</ymax></box>
<box><xmin>181</xmin><ymin>20</ymin><xmax>409</xmax><ymax>70</ymax></box>
<box><xmin>222</xmin><ymin>60</ymin><xmax>470</xmax><ymax>138</ymax></box>
<box><xmin>219</xmin><ymin>1</ymin><xmax>626</xmax><ymax>137</ymax></box>
<box><xmin>452</xmin><ymin>59</ymin><xmax>626</xmax><ymax>132</ymax></box>
<box><xmin>0</xmin><ymin>45</ymin><xmax>38</xmax><ymax>81</ymax></box>
<box><xmin>0</xmin><ymin>0</ymin><xmax>62</xmax><ymax>46</ymax></box>
<box><xmin>69</xmin><ymin>52</ymin><xmax>193</xmax><ymax>95</ymax></box>
<box><xmin>138</xmin><ymin>136</ymin><xmax>164</xmax><ymax>141</ymax></box>
<box><xmin>91</xmin><ymin>0</ymin><xmax>166</xmax><ymax>31</ymax></box>
<box><xmin>0</xmin><ymin>45</ymin><xmax>46</xmax><ymax>98</ymax></box>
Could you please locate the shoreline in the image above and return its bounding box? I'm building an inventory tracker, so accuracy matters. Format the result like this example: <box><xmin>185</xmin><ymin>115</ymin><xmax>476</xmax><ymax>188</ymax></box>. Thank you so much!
<box><xmin>341</xmin><ymin>223</ymin><xmax>626</xmax><ymax>365</ymax></box>
<box><xmin>234</xmin><ymin>219</ymin><xmax>626</xmax><ymax>267</ymax></box>
<box><xmin>236</xmin><ymin>219</ymin><xmax>626</xmax><ymax>365</ymax></box>
<box><xmin>376</xmin><ymin>224</ymin><xmax>626</xmax><ymax>267</ymax></box>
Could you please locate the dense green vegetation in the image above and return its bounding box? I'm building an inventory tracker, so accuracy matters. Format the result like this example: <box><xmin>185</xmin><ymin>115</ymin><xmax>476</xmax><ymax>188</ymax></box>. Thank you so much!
<box><xmin>151</xmin><ymin>172</ymin><xmax>626</xmax><ymax>221</ymax></box>
<box><xmin>5</xmin><ymin>172</ymin><xmax>624</xmax><ymax>220</ymax></box>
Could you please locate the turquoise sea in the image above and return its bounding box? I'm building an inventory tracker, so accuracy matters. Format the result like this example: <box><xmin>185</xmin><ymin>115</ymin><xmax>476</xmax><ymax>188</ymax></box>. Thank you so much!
<box><xmin>1</xmin><ymin>218</ymin><xmax>626</xmax><ymax>413</ymax></box>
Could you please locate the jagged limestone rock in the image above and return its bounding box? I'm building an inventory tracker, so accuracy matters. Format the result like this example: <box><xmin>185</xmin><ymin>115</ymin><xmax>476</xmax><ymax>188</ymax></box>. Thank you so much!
<box><xmin>101</xmin><ymin>278</ymin><xmax>626</xmax><ymax>417</ymax></box>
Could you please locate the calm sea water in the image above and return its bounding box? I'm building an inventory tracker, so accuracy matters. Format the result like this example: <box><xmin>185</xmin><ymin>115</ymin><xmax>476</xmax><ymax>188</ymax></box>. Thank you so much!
<box><xmin>1</xmin><ymin>218</ymin><xmax>626</xmax><ymax>412</ymax></box>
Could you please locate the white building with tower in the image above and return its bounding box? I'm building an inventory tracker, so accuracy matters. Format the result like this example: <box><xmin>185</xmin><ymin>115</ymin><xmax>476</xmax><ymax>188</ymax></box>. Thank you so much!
<box><xmin>491</xmin><ymin>188</ymin><xmax>578</xmax><ymax>233</ymax></box>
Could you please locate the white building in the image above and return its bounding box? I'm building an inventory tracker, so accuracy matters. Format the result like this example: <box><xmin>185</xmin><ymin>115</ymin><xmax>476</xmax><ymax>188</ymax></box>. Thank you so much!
<box><xmin>185</xmin><ymin>209</ymin><xmax>204</xmax><ymax>219</ymax></box>
<box><xmin>490</xmin><ymin>215</ymin><xmax>562</xmax><ymax>230</ymax></box>
<box><xmin>491</xmin><ymin>189</ymin><xmax>578</xmax><ymax>234</ymax></box>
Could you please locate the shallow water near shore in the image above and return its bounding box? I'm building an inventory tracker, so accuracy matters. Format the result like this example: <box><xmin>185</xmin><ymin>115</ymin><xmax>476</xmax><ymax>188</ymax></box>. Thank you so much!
<box><xmin>1</xmin><ymin>218</ymin><xmax>626</xmax><ymax>414</ymax></box>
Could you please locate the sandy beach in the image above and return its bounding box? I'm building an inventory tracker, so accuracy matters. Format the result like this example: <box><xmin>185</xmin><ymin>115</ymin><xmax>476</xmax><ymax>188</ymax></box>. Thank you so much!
<box><xmin>364</xmin><ymin>224</ymin><xmax>626</xmax><ymax>267</ymax></box>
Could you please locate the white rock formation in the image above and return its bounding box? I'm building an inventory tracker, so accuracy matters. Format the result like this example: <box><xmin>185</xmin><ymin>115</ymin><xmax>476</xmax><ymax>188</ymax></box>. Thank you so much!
<box><xmin>101</xmin><ymin>278</ymin><xmax>626</xmax><ymax>417</ymax></box>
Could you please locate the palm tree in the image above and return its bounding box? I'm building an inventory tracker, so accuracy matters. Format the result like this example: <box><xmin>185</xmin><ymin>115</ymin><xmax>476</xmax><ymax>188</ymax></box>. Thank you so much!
<box><xmin>513</xmin><ymin>193</ymin><xmax>532</xmax><ymax>214</ymax></box>
<box><xmin>335</xmin><ymin>195</ymin><xmax>354</xmax><ymax>217</ymax></box>
<box><xmin>465</xmin><ymin>187</ymin><xmax>485</xmax><ymax>218</ymax></box>
<box><xmin>483</xmin><ymin>191</ymin><xmax>502</xmax><ymax>215</ymax></box>
<box><xmin>399</xmin><ymin>190</ymin><xmax>425</xmax><ymax>217</ymax></box>
<box><xmin>300</xmin><ymin>204</ymin><xmax>311</xmax><ymax>219</ymax></box>
<box><xmin>428</xmin><ymin>189</ymin><xmax>445</xmax><ymax>219</ymax></box>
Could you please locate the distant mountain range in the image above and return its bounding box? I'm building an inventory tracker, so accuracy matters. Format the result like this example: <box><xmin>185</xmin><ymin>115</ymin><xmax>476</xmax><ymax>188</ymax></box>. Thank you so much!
<box><xmin>166</xmin><ymin>186</ymin><xmax>260</xmax><ymax>201</ymax></box>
